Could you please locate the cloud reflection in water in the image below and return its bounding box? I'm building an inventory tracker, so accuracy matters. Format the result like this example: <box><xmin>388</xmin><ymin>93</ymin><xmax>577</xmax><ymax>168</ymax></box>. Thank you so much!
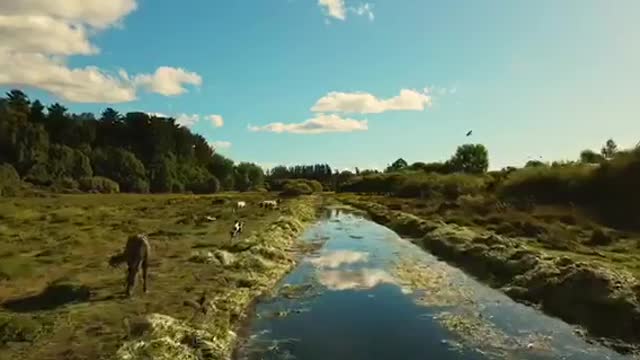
<box><xmin>307</xmin><ymin>250</ymin><xmax>369</xmax><ymax>269</ymax></box>
<box><xmin>318</xmin><ymin>268</ymin><xmax>396</xmax><ymax>291</ymax></box>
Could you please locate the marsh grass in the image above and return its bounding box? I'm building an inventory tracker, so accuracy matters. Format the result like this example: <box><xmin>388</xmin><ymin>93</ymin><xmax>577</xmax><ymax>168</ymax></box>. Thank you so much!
<box><xmin>335</xmin><ymin>193</ymin><xmax>640</xmax><ymax>279</ymax></box>
<box><xmin>0</xmin><ymin>192</ymin><xmax>307</xmax><ymax>360</ymax></box>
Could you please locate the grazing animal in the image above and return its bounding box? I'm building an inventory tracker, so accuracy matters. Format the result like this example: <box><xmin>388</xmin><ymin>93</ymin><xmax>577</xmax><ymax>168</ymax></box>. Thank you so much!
<box><xmin>109</xmin><ymin>234</ymin><xmax>150</xmax><ymax>297</ymax></box>
<box><xmin>230</xmin><ymin>220</ymin><xmax>244</xmax><ymax>239</ymax></box>
<box><xmin>234</xmin><ymin>201</ymin><xmax>246</xmax><ymax>213</ymax></box>
<box><xmin>259</xmin><ymin>199</ymin><xmax>281</xmax><ymax>210</ymax></box>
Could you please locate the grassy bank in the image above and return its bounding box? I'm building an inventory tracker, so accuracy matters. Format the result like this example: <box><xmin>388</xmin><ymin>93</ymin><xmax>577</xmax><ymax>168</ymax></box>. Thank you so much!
<box><xmin>338</xmin><ymin>194</ymin><xmax>640</xmax><ymax>353</ymax></box>
<box><xmin>0</xmin><ymin>193</ymin><xmax>319</xmax><ymax>360</ymax></box>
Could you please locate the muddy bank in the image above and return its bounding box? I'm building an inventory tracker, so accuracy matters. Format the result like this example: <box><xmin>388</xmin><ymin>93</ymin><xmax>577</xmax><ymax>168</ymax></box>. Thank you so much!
<box><xmin>342</xmin><ymin>198</ymin><xmax>640</xmax><ymax>352</ymax></box>
<box><xmin>114</xmin><ymin>197</ymin><xmax>319</xmax><ymax>360</ymax></box>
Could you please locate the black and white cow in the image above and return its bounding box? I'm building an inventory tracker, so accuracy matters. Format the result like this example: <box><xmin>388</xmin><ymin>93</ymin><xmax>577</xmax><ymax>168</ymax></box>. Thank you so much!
<box><xmin>230</xmin><ymin>220</ymin><xmax>244</xmax><ymax>239</ymax></box>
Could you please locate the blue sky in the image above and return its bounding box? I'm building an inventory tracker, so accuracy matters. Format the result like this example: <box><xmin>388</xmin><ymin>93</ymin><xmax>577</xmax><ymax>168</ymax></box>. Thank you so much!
<box><xmin>1</xmin><ymin>0</ymin><xmax>639</xmax><ymax>171</ymax></box>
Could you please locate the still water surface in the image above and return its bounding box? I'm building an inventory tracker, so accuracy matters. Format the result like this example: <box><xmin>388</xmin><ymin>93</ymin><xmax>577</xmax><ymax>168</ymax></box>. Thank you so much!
<box><xmin>235</xmin><ymin>208</ymin><xmax>632</xmax><ymax>360</ymax></box>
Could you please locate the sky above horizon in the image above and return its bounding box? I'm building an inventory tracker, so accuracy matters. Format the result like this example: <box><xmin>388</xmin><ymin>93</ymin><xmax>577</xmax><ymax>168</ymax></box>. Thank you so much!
<box><xmin>1</xmin><ymin>0</ymin><xmax>639</xmax><ymax>171</ymax></box>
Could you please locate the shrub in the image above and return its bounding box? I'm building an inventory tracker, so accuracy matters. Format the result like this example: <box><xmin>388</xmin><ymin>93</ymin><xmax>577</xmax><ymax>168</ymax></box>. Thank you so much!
<box><xmin>395</xmin><ymin>174</ymin><xmax>440</xmax><ymax>198</ymax></box>
<box><xmin>458</xmin><ymin>194</ymin><xmax>491</xmax><ymax>215</ymax></box>
<box><xmin>439</xmin><ymin>173</ymin><xmax>486</xmax><ymax>200</ymax></box>
<box><xmin>129</xmin><ymin>178</ymin><xmax>150</xmax><ymax>194</ymax></box>
<box><xmin>281</xmin><ymin>180</ymin><xmax>313</xmax><ymax>196</ymax></box>
<box><xmin>588</xmin><ymin>228</ymin><xmax>615</xmax><ymax>246</ymax></box>
<box><xmin>50</xmin><ymin>177</ymin><xmax>79</xmax><ymax>193</ymax></box>
<box><xmin>23</xmin><ymin>163</ymin><xmax>52</xmax><ymax>186</ymax></box>
<box><xmin>498</xmin><ymin>165</ymin><xmax>593</xmax><ymax>204</ymax></box>
<box><xmin>78</xmin><ymin>176</ymin><xmax>120</xmax><ymax>193</ymax></box>
<box><xmin>0</xmin><ymin>163</ymin><xmax>20</xmax><ymax>196</ymax></box>
<box><xmin>306</xmin><ymin>180</ymin><xmax>323</xmax><ymax>193</ymax></box>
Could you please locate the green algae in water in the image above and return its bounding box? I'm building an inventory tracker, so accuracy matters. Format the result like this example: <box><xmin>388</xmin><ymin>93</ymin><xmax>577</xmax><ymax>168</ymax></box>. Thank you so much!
<box><xmin>392</xmin><ymin>258</ymin><xmax>476</xmax><ymax>308</ymax></box>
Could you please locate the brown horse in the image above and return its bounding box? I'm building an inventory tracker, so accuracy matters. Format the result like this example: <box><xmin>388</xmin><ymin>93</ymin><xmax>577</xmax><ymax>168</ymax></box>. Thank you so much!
<box><xmin>109</xmin><ymin>234</ymin><xmax>150</xmax><ymax>297</ymax></box>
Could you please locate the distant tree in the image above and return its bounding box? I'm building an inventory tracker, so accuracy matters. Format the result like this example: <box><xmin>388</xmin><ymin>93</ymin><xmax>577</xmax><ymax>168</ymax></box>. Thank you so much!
<box><xmin>101</xmin><ymin>108</ymin><xmax>121</xmax><ymax>124</ymax></box>
<box><xmin>525</xmin><ymin>160</ymin><xmax>546</xmax><ymax>168</ymax></box>
<box><xmin>0</xmin><ymin>89</ymin><xmax>261</xmax><ymax>194</ymax></box>
<box><xmin>208</xmin><ymin>153</ymin><xmax>235</xmax><ymax>190</ymax></box>
<box><xmin>92</xmin><ymin>148</ymin><xmax>149</xmax><ymax>193</ymax></box>
<box><xmin>14</xmin><ymin>123</ymin><xmax>50</xmax><ymax>174</ymax></box>
<box><xmin>423</xmin><ymin>162</ymin><xmax>451</xmax><ymax>174</ymax></box>
<box><xmin>149</xmin><ymin>153</ymin><xmax>179</xmax><ymax>193</ymax></box>
<box><xmin>448</xmin><ymin>144</ymin><xmax>489</xmax><ymax>174</ymax></box>
<box><xmin>72</xmin><ymin>150</ymin><xmax>93</xmax><ymax>179</ymax></box>
<box><xmin>360</xmin><ymin>169</ymin><xmax>379</xmax><ymax>176</ymax></box>
<box><xmin>47</xmin><ymin>144</ymin><xmax>75</xmax><ymax>179</ymax></box>
<box><xmin>269</xmin><ymin>165</ymin><xmax>290</xmax><ymax>179</ymax></box>
<box><xmin>178</xmin><ymin>164</ymin><xmax>220</xmax><ymax>194</ymax></box>
<box><xmin>6</xmin><ymin>90</ymin><xmax>30</xmax><ymax>116</ymax></box>
<box><xmin>601</xmin><ymin>139</ymin><xmax>618</xmax><ymax>160</ymax></box>
<box><xmin>29</xmin><ymin>100</ymin><xmax>46</xmax><ymax>124</ymax></box>
<box><xmin>579</xmin><ymin>149</ymin><xmax>604</xmax><ymax>164</ymax></box>
<box><xmin>385</xmin><ymin>158</ymin><xmax>408</xmax><ymax>173</ymax></box>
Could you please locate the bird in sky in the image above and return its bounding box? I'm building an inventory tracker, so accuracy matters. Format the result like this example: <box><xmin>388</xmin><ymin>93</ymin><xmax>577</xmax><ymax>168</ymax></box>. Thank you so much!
<box><xmin>466</xmin><ymin>130</ymin><xmax>473</xmax><ymax>137</ymax></box>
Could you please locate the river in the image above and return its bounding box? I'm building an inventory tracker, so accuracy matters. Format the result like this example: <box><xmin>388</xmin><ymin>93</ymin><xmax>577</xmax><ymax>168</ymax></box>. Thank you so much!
<box><xmin>234</xmin><ymin>207</ymin><xmax>633</xmax><ymax>360</ymax></box>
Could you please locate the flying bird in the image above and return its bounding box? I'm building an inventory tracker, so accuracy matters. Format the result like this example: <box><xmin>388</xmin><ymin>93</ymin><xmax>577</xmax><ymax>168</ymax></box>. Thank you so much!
<box><xmin>466</xmin><ymin>130</ymin><xmax>473</xmax><ymax>137</ymax></box>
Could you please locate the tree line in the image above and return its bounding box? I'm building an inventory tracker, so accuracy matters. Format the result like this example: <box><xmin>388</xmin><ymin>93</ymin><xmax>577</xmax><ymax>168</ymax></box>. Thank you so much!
<box><xmin>0</xmin><ymin>89</ymin><xmax>265</xmax><ymax>194</ymax></box>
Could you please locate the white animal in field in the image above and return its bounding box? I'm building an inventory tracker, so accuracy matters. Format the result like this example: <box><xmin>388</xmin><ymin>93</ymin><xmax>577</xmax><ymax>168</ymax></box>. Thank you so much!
<box><xmin>234</xmin><ymin>201</ymin><xmax>246</xmax><ymax>213</ymax></box>
<box><xmin>259</xmin><ymin>199</ymin><xmax>281</xmax><ymax>210</ymax></box>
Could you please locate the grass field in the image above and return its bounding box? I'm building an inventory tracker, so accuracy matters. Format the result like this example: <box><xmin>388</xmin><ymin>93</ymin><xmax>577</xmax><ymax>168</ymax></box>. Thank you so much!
<box><xmin>0</xmin><ymin>192</ymin><xmax>318</xmax><ymax>360</ymax></box>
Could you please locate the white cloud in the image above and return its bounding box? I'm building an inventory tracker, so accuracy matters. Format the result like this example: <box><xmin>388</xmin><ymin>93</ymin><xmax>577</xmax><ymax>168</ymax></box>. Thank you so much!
<box><xmin>208</xmin><ymin>140</ymin><xmax>232</xmax><ymax>150</ymax></box>
<box><xmin>208</xmin><ymin>114</ymin><xmax>224</xmax><ymax>128</ymax></box>
<box><xmin>350</xmin><ymin>3</ymin><xmax>374</xmax><ymax>21</ymax></box>
<box><xmin>318</xmin><ymin>0</ymin><xmax>346</xmax><ymax>20</ymax></box>
<box><xmin>0</xmin><ymin>0</ymin><xmax>138</xmax><ymax>29</ymax></box>
<box><xmin>146</xmin><ymin>112</ymin><xmax>168</xmax><ymax>118</ymax></box>
<box><xmin>248</xmin><ymin>113</ymin><xmax>368</xmax><ymax>134</ymax></box>
<box><xmin>133</xmin><ymin>67</ymin><xmax>202</xmax><ymax>97</ymax></box>
<box><xmin>0</xmin><ymin>50</ymin><xmax>137</xmax><ymax>103</ymax></box>
<box><xmin>311</xmin><ymin>89</ymin><xmax>432</xmax><ymax>114</ymax></box>
<box><xmin>175</xmin><ymin>114</ymin><xmax>200</xmax><ymax>128</ymax></box>
<box><xmin>0</xmin><ymin>15</ymin><xmax>97</xmax><ymax>55</ymax></box>
<box><xmin>0</xmin><ymin>0</ymin><xmax>202</xmax><ymax>103</ymax></box>
<box><xmin>319</xmin><ymin>1</ymin><xmax>374</xmax><ymax>21</ymax></box>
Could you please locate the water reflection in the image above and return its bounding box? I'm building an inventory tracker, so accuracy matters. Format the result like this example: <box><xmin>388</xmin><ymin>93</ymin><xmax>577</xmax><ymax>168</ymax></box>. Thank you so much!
<box><xmin>317</xmin><ymin>268</ymin><xmax>396</xmax><ymax>291</ymax></box>
<box><xmin>307</xmin><ymin>250</ymin><xmax>369</xmax><ymax>268</ymax></box>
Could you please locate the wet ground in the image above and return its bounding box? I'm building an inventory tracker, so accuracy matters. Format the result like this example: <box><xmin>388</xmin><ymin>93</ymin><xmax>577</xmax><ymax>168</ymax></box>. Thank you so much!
<box><xmin>234</xmin><ymin>207</ymin><xmax>634</xmax><ymax>360</ymax></box>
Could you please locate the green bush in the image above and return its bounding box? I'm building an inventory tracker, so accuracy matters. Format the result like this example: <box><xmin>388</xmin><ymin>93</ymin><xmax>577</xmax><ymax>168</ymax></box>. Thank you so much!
<box><xmin>0</xmin><ymin>163</ymin><xmax>20</xmax><ymax>196</ymax></box>
<box><xmin>306</xmin><ymin>179</ymin><xmax>323</xmax><ymax>192</ymax></box>
<box><xmin>50</xmin><ymin>177</ymin><xmax>79</xmax><ymax>193</ymax></box>
<box><xmin>498</xmin><ymin>165</ymin><xmax>593</xmax><ymax>204</ymax></box>
<box><xmin>78</xmin><ymin>176</ymin><xmax>120</xmax><ymax>193</ymax></box>
<box><xmin>129</xmin><ymin>178</ymin><xmax>150</xmax><ymax>193</ymax></box>
<box><xmin>281</xmin><ymin>180</ymin><xmax>314</xmax><ymax>196</ymax></box>
<box><xmin>394</xmin><ymin>174</ymin><xmax>439</xmax><ymax>198</ymax></box>
<box><xmin>498</xmin><ymin>150</ymin><xmax>640</xmax><ymax>228</ymax></box>
<box><xmin>23</xmin><ymin>163</ymin><xmax>52</xmax><ymax>186</ymax></box>
<box><xmin>439</xmin><ymin>173</ymin><xmax>486</xmax><ymax>200</ymax></box>
<box><xmin>339</xmin><ymin>172</ymin><xmax>486</xmax><ymax>200</ymax></box>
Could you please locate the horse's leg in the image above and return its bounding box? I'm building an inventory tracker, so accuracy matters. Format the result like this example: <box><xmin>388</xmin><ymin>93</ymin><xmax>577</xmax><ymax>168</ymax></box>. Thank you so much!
<box><xmin>126</xmin><ymin>264</ymin><xmax>137</xmax><ymax>297</ymax></box>
<box><xmin>142</xmin><ymin>258</ymin><xmax>148</xmax><ymax>293</ymax></box>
